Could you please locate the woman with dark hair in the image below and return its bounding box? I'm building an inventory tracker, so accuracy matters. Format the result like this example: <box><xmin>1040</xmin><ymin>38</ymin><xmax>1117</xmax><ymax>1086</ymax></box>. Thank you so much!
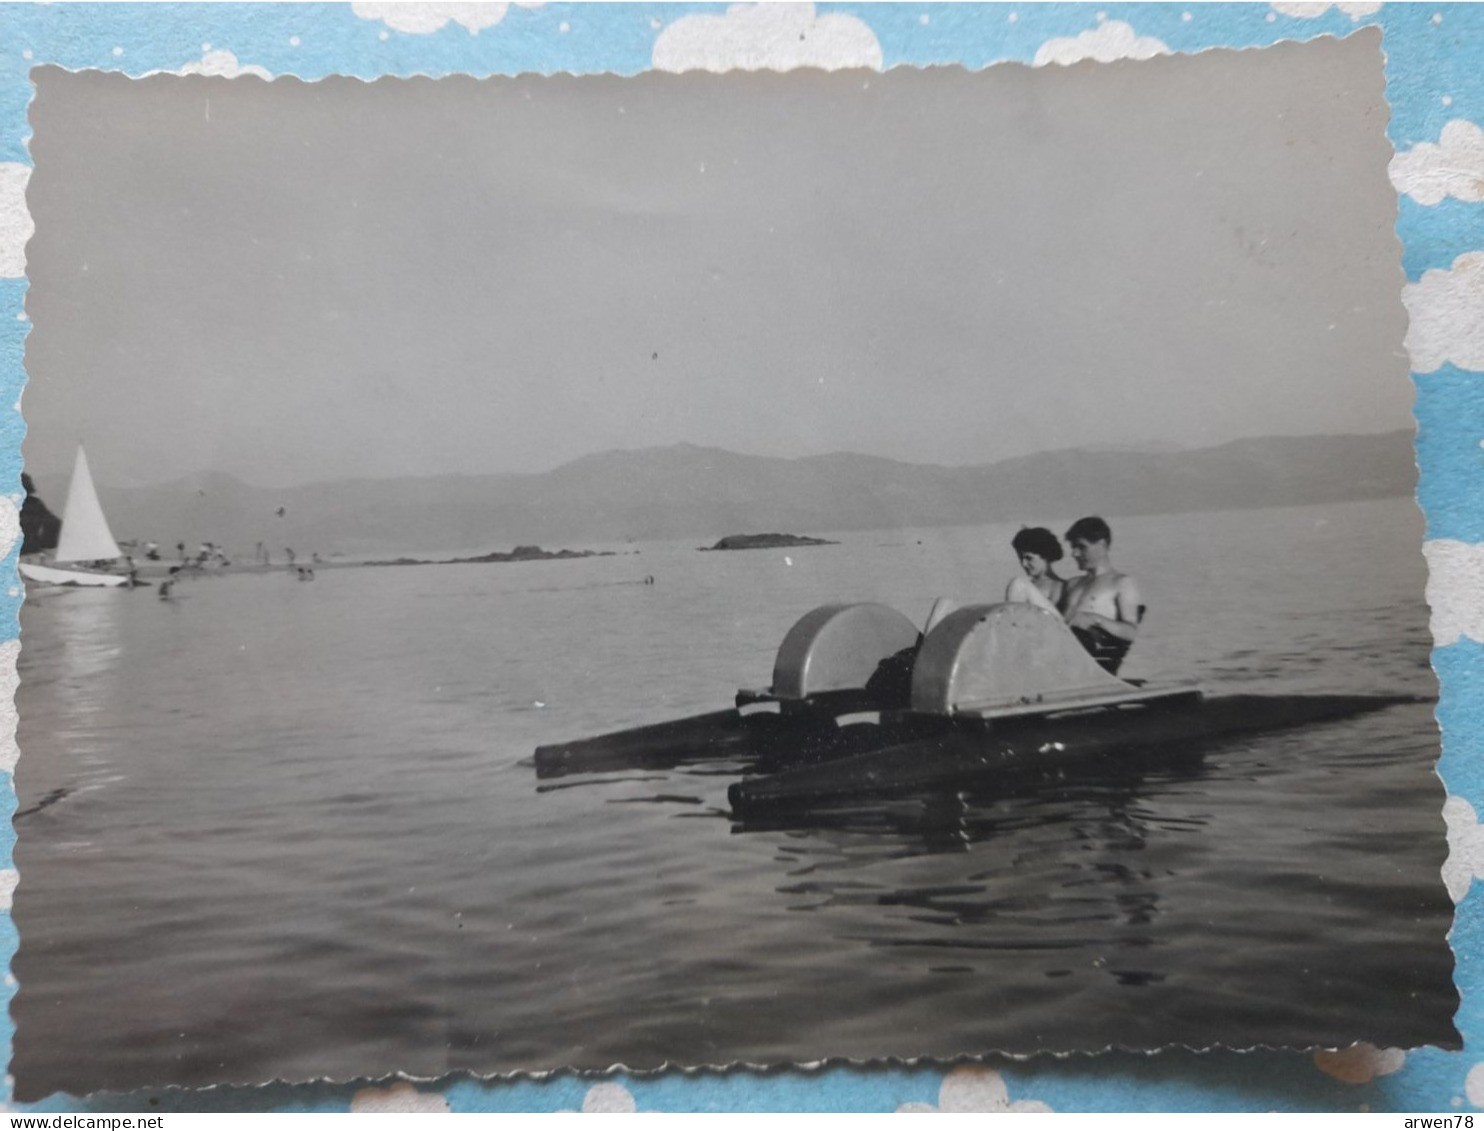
<box><xmin>1004</xmin><ymin>526</ymin><xmax>1068</xmax><ymax>614</ymax></box>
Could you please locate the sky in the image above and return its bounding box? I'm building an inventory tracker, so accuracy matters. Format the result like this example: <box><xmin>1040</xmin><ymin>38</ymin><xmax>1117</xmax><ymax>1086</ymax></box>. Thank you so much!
<box><xmin>21</xmin><ymin>31</ymin><xmax>1408</xmax><ymax>489</ymax></box>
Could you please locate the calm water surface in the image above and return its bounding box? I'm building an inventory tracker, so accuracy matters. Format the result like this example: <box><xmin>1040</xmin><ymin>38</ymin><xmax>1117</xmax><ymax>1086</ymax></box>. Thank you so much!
<box><xmin>11</xmin><ymin>498</ymin><xmax>1457</xmax><ymax>1096</ymax></box>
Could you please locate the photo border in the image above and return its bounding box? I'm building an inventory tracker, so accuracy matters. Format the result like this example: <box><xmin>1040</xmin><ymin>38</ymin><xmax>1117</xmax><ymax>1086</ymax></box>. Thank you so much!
<box><xmin>2</xmin><ymin>1</ymin><xmax>1480</xmax><ymax>1114</ymax></box>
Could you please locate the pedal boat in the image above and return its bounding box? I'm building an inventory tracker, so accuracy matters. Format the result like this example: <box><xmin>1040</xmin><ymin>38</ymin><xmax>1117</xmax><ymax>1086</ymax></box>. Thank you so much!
<box><xmin>532</xmin><ymin>601</ymin><xmax>1424</xmax><ymax>812</ymax></box>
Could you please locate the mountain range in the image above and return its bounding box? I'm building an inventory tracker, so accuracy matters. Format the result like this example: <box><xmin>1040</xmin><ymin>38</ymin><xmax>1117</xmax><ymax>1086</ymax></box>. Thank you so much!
<box><xmin>42</xmin><ymin>430</ymin><xmax>1414</xmax><ymax>558</ymax></box>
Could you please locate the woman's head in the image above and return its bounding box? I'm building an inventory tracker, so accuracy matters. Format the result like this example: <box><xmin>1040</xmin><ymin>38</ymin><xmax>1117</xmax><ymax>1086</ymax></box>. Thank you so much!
<box><xmin>1011</xmin><ymin>526</ymin><xmax>1063</xmax><ymax>578</ymax></box>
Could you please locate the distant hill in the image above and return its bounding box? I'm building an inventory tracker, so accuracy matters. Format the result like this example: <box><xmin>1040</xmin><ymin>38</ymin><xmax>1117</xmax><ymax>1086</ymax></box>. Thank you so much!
<box><xmin>57</xmin><ymin>430</ymin><xmax>1414</xmax><ymax>559</ymax></box>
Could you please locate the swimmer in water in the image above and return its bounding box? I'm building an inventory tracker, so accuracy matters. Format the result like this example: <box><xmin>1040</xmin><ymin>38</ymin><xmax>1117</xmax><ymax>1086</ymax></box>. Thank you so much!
<box><xmin>1059</xmin><ymin>516</ymin><xmax>1143</xmax><ymax>674</ymax></box>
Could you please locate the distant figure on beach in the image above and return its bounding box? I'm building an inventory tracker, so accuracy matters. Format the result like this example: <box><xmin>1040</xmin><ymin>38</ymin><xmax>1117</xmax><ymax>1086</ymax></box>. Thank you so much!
<box><xmin>1060</xmin><ymin>516</ymin><xmax>1143</xmax><ymax>674</ymax></box>
<box><xmin>285</xmin><ymin>548</ymin><xmax>296</xmax><ymax>568</ymax></box>
<box><xmin>158</xmin><ymin>578</ymin><xmax>175</xmax><ymax>600</ymax></box>
<box><xmin>1004</xmin><ymin>527</ymin><xmax>1067</xmax><ymax>616</ymax></box>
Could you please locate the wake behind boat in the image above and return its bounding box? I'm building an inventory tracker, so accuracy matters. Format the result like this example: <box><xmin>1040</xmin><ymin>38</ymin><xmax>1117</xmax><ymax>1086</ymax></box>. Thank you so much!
<box><xmin>19</xmin><ymin>447</ymin><xmax>141</xmax><ymax>589</ymax></box>
<box><xmin>534</xmin><ymin>601</ymin><xmax>1425</xmax><ymax>811</ymax></box>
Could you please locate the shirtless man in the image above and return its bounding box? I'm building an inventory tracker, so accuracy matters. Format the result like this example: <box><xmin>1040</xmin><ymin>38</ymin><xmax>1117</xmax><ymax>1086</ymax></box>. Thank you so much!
<box><xmin>1060</xmin><ymin>516</ymin><xmax>1142</xmax><ymax>674</ymax></box>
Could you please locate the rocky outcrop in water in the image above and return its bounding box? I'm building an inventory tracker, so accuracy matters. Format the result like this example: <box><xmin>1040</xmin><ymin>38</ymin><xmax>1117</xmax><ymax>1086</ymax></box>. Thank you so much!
<box><xmin>701</xmin><ymin>533</ymin><xmax>837</xmax><ymax>551</ymax></box>
<box><xmin>20</xmin><ymin>474</ymin><xmax>61</xmax><ymax>554</ymax></box>
<box><xmin>366</xmin><ymin>545</ymin><xmax>615</xmax><ymax>567</ymax></box>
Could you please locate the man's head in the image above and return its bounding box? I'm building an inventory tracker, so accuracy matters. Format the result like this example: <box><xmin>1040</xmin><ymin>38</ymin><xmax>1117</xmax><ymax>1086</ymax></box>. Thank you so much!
<box><xmin>1065</xmin><ymin>515</ymin><xmax>1112</xmax><ymax>571</ymax></box>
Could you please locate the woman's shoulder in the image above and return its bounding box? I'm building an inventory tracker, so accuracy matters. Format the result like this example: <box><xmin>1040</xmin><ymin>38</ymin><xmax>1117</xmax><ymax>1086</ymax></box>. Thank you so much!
<box><xmin>1005</xmin><ymin>575</ymin><xmax>1036</xmax><ymax>601</ymax></box>
<box><xmin>1048</xmin><ymin>574</ymin><xmax>1073</xmax><ymax>611</ymax></box>
<box><xmin>1007</xmin><ymin>574</ymin><xmax>1061</xmax><ymax>615</ymax></box>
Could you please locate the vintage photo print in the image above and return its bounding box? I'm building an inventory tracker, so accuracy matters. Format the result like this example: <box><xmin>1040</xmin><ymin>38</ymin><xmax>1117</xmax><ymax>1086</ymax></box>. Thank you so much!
<box><xmin>11</xmin><ymin>28</ymin><xmax>1456</xmax><ymax>1098</ymax></box>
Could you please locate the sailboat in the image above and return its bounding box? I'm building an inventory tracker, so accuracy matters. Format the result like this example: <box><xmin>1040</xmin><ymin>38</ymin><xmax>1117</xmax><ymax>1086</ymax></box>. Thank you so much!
<box><xmin>18</xmin><ymin>447</ymin><xmax>135</xmax><ymax>588</ymax></box>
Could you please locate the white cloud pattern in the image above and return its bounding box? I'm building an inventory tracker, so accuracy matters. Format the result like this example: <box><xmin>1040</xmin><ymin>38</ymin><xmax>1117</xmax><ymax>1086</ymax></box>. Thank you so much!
<box><xmin>1424</xmin><ymin>540</ymin><xmax>1484</xmax><ymax>648</ymax></box>
<box><xmin>556</xmin><ymin>1083</ymin><xmax>640</xmax><ymax>1112</ymax></box>
<box><xmin>0</xmin><ymin>164</ymin><xmax>32</xmax><ymax>279</ymax></box>
<box><xmin>0</xmin><ymin>639</ymin><xmax>18</xmax><ymax>774</ymax></box>
<box><xmin>1443</xmin><ymin>795</ymin><xmax>1484</xmax><ymax>903</ymax></box>
<box><xmin>1032</xmin><ymin>20</ymin><xmax>1170</xmax><ymax>67</ymax></box>
<box><xmin>1313</xmin><ymin>1043</ymin><xmax>1406</xmax><ymax>1084</ymax></box>
<box><xmin>652</xmin><ymin>3</ymin><xmax>883</xmax><ymax>73</ymax></box>
<box><xmin>349</xmin><ymin>1081</ymin><xmax>450</xmax><ymax>1113</ymax></box>
<box><xmin>1390</xmin><ymin>119</ymin><xmax>1484</xmax><ymax>206</ymax></box>
<box><xmin>1404</xmin><ymin>252</ymin><xmax>1484</xmax><ymax>374</ymax></box>
<box><xmin>351</xmin><ymin>3</ymin><xmax>541</xmax><ymax>36</ymax></box>
<box><xmin>897</xmin><ymin>1066</ymin><xmax>1052</xmax><ymax>1113</ymax></box>
<box><xmin>1270</xmin><ymin>2</ymin><xmax>1383</xmax><ymax>19</ymax></box>
<box><xmin>179</xmin><ymin>49</ymin><xmax>272</xmax><ymax>80</ymax></box>
<box><xmin>1467</xmin><ymin>1062</ymin><xmax>1484</xmax><ymax>1108</ymax></box>
<box><xmin>0</xmin><ymin>495</ymin><xmax>17</xmax><ymax>561</ymax></box>
<box><xmin>581</xmin><ymin>1083</ymin><xmax>637</xmax><ymax>1113</ymax></box>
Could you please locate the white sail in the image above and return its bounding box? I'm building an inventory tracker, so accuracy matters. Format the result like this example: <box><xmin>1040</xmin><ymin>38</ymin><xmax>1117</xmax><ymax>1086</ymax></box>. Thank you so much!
<box><xmin>53</xmin><ymin>447</ymin><xmax>122</xmax><ymax>563</ymax></box>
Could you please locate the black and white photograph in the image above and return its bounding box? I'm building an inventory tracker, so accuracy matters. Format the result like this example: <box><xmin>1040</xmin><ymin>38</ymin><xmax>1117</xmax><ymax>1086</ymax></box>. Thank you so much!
<box><xmin>11</xmin><ymin>29</ymin><xmax>1457</xmax><ymax>1098</ymax></box>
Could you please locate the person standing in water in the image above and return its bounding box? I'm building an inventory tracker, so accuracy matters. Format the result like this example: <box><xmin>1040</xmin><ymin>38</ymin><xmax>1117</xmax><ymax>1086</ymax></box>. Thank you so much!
<box><xmin>1060</xmin><ymin>516</ymin><xmax>1143</xmax><ymax>674</ymax></box>
<box><xmin>1003</xmin><ymin>527</ymin><xmax>1068</xmax><ymax>616</ymax></box>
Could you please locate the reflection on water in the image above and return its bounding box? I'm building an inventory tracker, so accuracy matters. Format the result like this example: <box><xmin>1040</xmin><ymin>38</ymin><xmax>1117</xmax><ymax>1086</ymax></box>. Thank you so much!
<box><xmin>733</xmin><ymin>765</ymin><xmax>1203</xmax><ymax>993</ymax></box>
<box><xmin>52</xmin><ymin>589</ymin><xmax>123</xmax><ymax>682</ymax></box>
<box><xmin>724</xmin><ymin>703</ymin><xmax>1454</xmax><ymax>1054</ymax></box>
<box><xmin>10</xmin><ymin>499</ymin><xmax>1459</xmax><ymax>1097</ymax></box>
<box><xmin>22</xmin><ymin>590</ymin><xmax>124</xmax><ymax>812</ymax></box>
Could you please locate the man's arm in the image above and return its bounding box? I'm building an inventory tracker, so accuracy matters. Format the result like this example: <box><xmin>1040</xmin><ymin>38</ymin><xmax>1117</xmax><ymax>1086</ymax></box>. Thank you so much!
<box><xmin>1109</xmin><ymin>575</ymin><xmax>1142</xmax><ymax>640</ymax></box>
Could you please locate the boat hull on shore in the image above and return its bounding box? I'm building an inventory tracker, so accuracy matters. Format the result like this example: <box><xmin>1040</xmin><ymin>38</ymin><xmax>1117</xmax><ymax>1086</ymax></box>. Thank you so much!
<box><xmin>18</xmin><ymin>561</ymin><xmax>134</xmax><ymax>588</ymax></box>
